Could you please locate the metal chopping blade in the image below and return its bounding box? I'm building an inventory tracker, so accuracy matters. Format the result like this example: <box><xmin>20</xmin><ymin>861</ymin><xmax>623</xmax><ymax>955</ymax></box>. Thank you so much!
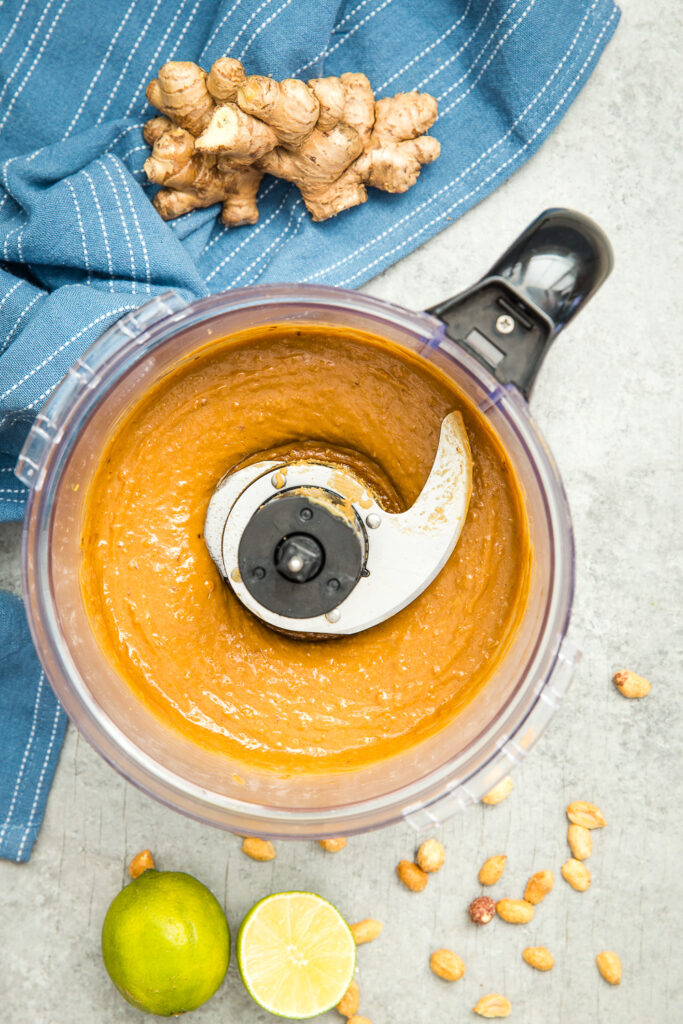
<box><xmin>204</xmin><ymin>411</ymin><xmax>472</xmax><ymax>637</ymax></box>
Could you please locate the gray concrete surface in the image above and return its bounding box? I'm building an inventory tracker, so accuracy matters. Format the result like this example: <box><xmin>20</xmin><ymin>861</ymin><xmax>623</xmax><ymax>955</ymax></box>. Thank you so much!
<box><xmin>1</xmin><ymin>3</ymin><xmax>682</xmax><ymax>1021</ymax></box>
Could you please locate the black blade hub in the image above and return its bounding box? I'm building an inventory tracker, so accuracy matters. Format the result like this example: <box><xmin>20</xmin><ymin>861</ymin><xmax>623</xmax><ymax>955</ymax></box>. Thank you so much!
<box><xmin>237</xmin><ymin>487</ymin><xmax>367</xmax><ymax>619</ymax></box>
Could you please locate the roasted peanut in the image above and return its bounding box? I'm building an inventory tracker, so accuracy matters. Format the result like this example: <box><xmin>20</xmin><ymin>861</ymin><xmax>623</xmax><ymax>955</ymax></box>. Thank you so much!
<box><xmin>524</xmin><ymin>869</ymin><xmax>554</xmax><ymax>905</ymax></box>
<box><xmin>567</xmin><ymin>823</ymin><xmax>592</xmax><ymax>860</ymax></box>
<box><xmin>397</xmin><ymin>859</ymin><xmax>428</xmax><ymax>892</ymax></box>
<box><xmin>481</xmin><ymin>776</ymin><xmax>514</xmax><ymax>805</ymax></box>
<box><xmin>473</xmin><ymin>993</ymin><xmax>511</xmax><ymax>1018</ymax></box>
<box><xmin>242</xmin><ymin>836</ymin><xmax>276</xmax><ymax>861</ymax></box>
<box><xmin>469</xmin><ymin>895</ymin><xmax>496</xmax><ymax>924</ymax></box>
<box><xmin>613</xmin><ymin>669</ymin><xmax>651</xmax><ymax>698</ymax></box>
<box><xmin>496</xmin><ymin>898</ymin><xmax>534</xmax><ymax>924</ymax></box>
<box><xmin>416</xmin><ymin>838</ymin><xmax>445</xmax><ymax>873</ymax></box>
<box><xmin>596</xmin><ymin>950</ymin><xmax>621</xmax><ymax>985</ymax></box>
<box><xmin>350</xmin><ymin>919</ymin><xmax>383</xmax><ymax>945</ymax></box>
<box><xmin>566</xmin><ymin>801</ymin><xmax>606</xmax><ymax>829</ymax></box>
<box><xmin>336</xmin><ymin>979</ymin><xmax>360</xmax><ymax>1017</ymax></box>
<box><xmin>318</xmin><ymin>837</ymin><xmax>347</xmax><ymax>852</ymax></box>
<box><xmin>478</xmin><ymin>855</ymin><xmax>507</xmax><ymax>886</ymax></box>
<box><xmin>429</xmin><ymin>948</ymin><xmax>465</xmax><ymax>981</ymax></box>
<box><xmin>128</xmin><ymin>849</ymin><xmax>155</xmax><ymax>879</ymax></box>
<box><xmin>522</xmin><ymin>946</ymin><xmax>555</xmax><ymax>971</ymax></box>
<box><xmin>561</xmin><ymin>857</ymin><xmax>591</xmax><ymax>891</ymax></box>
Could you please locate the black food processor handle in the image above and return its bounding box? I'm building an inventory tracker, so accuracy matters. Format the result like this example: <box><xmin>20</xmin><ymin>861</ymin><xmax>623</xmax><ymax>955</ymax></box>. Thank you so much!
<box><xmin>428</xmin><ymin>208</ymin><xmax>613</xmax><ymax>398</ymax></box>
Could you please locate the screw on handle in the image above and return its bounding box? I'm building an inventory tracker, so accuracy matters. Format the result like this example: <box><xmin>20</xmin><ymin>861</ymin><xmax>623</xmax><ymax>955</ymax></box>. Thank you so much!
<box><xmin>429</xmin><ymin>209</ymin><xmax>614</xmax><ymax>398</ymax></box>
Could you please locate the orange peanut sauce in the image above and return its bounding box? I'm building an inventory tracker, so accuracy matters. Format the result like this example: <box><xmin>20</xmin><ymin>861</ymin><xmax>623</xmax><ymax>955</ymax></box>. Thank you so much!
<box><xmin>80</xmin><ymin>324</ymin><xmax>530</xmax><ymax>773</ymax></box>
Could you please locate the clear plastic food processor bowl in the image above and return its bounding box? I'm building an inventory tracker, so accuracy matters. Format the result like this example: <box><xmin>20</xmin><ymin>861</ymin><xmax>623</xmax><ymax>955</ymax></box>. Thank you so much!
<box><xmin>17</xmin><ymin>285</ymin><xmax>577</xmax><ymax>838</ymax></box>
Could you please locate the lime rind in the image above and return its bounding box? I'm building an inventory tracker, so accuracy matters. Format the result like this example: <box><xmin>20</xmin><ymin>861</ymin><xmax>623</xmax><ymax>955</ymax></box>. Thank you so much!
<box><xmin>237</xmin><ymin>891</ymin><xmax>356</xmax><ymax>1019</ymax></box>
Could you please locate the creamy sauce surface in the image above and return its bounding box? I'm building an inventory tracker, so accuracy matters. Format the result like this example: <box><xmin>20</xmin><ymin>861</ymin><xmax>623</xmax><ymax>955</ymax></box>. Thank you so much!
<box><xmin>80</xmin><ymin>325</ymin><xmax>531</xmax><ymax>773</ymax></box>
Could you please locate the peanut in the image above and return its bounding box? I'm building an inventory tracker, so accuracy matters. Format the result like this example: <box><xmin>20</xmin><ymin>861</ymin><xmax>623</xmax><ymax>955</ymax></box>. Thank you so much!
<box><xmin>469</xmin><ymin>896</ymin><xmax>496</xmax><ymax>924</ymax></box>
<box><xmin>566</xmin><ymin>801</ymin><xmax>606</xmax><ymax>829</ymax></box>
<box><xmin>568</xmin><ymin>823</ymin><xmax>592</xmax><ymax>860</ymax></box>
<box><xmin>347</xmin><ymin>1017</ymin><xmax>372</xmax><ymax>1024</ymax></box>
<box><xmin>613</xmin><ymin>669</ymin><xmax>651</xmax><ymax>698</ymax></box>
<box><xmin>481</xmin><ymin>775</ymin><xmax>514</xmax><ymax>805</ymax></box>
<box><xmin>478</xmin><ymin>855</ymin><xmax>507</xmax><ymax>886</ymax></box>
<box><xmin>596</xmin><ymin>950</ymin><xmax>622</xmax><ymax>985</ymax></box>
<box><xmin>397</xmin><ymin>859</ymin><xmax>428</xmax><ymax>892</ymax></box>
<box><xmin>429</xmin><ymin>948</ymin><xmax>465</xmax><ymax>981</ymax></box>
<box><xmin>522</xmin><ymin>946</ymin><xmax>555</xmax><ymax>971</ymax></box>
<box><xmin>473</xmin><ymin>993</ymin><xmax>511</xmax><ymax>1018</ymax></box>
<box><xmin>350</xmin><ymin>919</ymin><xmax>383</xmax><ymax>945</ymax></box>
<box><xmin>496</xmin><ymin>898</ymin><xmax>534</xmax><ymax>924</ymax></box>
<box><xmin>416</xmin><ymin>838</ymin><xmax>445</xmax><ymax>873</ymax></box>
<box><xmin>318</xmin><ymin>837</ymin><xmax>347</xmax><ymax>852</ymax></box>
<box><xmin>128</xmin><ymin>849</ymin><xmax>155</xmax><ymax>879</ymax></box>
<box><xmin>524</xmin><ymin>869</ymin><xmax>554</xmax><ymax>905</ymax></box>
<box><xmin>336</xmin><ymin>979</ymin><xmax>359</xmax><ymax>1017</ymax></box>
<box><xmin>242</xmin><ymin>836</ymin><xmax>276</xmax><ymax>861</ymax></box>
<box><xmin>561</xmin><ymin>857</ymin><xmax>591</xmax><ymax>891</ymax></box>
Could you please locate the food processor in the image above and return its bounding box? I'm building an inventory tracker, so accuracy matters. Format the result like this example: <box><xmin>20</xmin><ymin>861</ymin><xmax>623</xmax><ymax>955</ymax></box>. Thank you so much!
<box><xmin>16</xmin><ymin>208</ymin><xmax>613</xmax><ymax>838</ymax></box>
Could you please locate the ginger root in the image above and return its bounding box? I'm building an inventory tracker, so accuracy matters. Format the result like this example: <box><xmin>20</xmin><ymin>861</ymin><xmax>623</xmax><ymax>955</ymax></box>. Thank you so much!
<box><xmin>143</xmin><ymin>59</ymin><xmax>439</xmax><ymax>225</ymax></box>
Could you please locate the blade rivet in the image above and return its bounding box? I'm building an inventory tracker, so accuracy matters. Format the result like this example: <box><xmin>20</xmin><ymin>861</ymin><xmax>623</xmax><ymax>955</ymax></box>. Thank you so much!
<box><xmin>366</xmin><ymin>513</ymin><xmax>381</xmax><ymax>529</ymax></box>
<box><xmin>299</xmin><ymin>507</ymin><xmax>313</xmax><ymax>521</ymax></box>
<box><xmin>327</xmin><ymin>577</ymin><xmax>340</xmax><ymax>590</ymax></box>
<box><xmin>252</xmin><ymin>566</ymin><xmax>266</xmax><ymax>580</ymax></box>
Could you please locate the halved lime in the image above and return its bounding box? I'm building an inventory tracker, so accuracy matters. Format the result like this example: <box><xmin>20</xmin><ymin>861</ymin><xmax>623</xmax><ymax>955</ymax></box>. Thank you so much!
<box><xmin>237</xmin><ymin>891</ymin><xmax>356</xmax><ymax>1019</ymax></box>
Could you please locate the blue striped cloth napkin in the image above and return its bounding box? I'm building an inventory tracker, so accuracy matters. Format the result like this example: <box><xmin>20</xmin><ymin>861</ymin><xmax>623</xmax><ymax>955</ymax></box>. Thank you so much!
<box><xmin>0</xmin><ymin>0</ymin><xmax>619</xmax><ymax>861</ymax></box>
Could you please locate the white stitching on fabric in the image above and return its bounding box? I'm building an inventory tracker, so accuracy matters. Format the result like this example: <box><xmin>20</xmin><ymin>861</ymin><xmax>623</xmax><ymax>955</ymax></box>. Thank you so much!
<box><xmin>0</xmin><ymin>672</ymin><xmax>44</xmax><ymax>842</ymax></box>
<box><xmin>232</xmin><ymin>197</ymin><xmax>306</xmax><ymax>288</ymax></box>
<box><xmin>303</xmin><ymin>0</ymin><xmax>605</xmax><ymax>284</ymax></box>
<box><xmin>0</xmin><ymin>0</ymin><xmax>58</xmax><ymax>110</ymax></box>
<box><xmin>99</xmin><ymin>162</ymin><xmax>137</xmax><ymax>293</ymax></box>
<box><xmin>334</xmin><ymin>6</ymin><xmax>618</xmax><ymax>287</ymax></box>
<box><xmin>438</xmin><ymin>0</ymin><xmax>537</xmax><ymax>109</ymax></box>
<box><xmin>222</xmin><ymin>0</ymin><xmax>278</xmax><ymax>54</ymax></box>
<box><xmin>3</xmin><ymin>222</ymin><xmax>26</xmax><ymax>262</ymax></box>
<box><xmin>375</xmin><ymin>0</ymin><xmax>474</xmax><ymax>94</ymax></box>
<box><xmin>107</xmin><ymin>155</ymin><xmax>152</xmax><ymax>290</ymax></box>
<box><xmin>201</xmin><ymin>179</ymin><xmax>277</xmax><ymax>257</ymax></box>
<box><xmin>0</xmin><ymin>293</ymin><xmax>42</xmax><ymax>355</ymax></box>
<box><xmin>415</xmin><ymin>0</ymin><xmax>503</xmax><ymax>91</ymax></box>
<box><xmin>0</xmin><ymin>304</ymin><xmax>139</xmax><ymax>403</ymax></box>
<box><xmin>0</xmin><ymin>0</ymin><xmax>31</xmax><ymax>57</ymax></box>
<box><xmin>95</xmin><ymin>0</ymin><xmax>164</xmax><ymax>125</ymax></box>
<box><xmin>105</xmin><ymin>122</ymin><xmax>146</xmax><ymax>154</ymax></box>
<box><xmin>291</xmin><ymin>0</ymin><xmax>396</xmax><ymax>78</ymax></box>
<box><xmin>0</xmin><ymin>278</ymin><xmax>27</xmax><ymax>314</ymax></box>
<box><xmin>203</xmin><ymin>0</ymin><xmax>249</xmax><ymax>55</ymax></box>
<box><xmin>65</xmin><ymin>179</ymin><xmax>92</xmax><ymax>284</ymax></box>
<box><xmin>163</xmin><ymin>0</ymin><xmax>203</xmax><ymax>67</ymax></box>
<box><xmin>63</xmin><ymin>0</ymin><xmax>140</xmax><ymax>137</ymax></box>
<box><xmin>205</xmin><ymin>186</ymin><xmax>291</xmax><ymax>281</ymax></box>
<box><xmin>244</xmin><ymin>203</ymin><xmax>308</xmax><ymax>285</ymax></box>
<box><xmin>0</xmin><ymin>0</ymin><xmax>72</xmax><ymax>136</ymax></box>
<box><xmin>16</xmin><ymin>698</ymin><xmax>63</xmax><ymax>861</ymax></box>
<box><xmin>0</xmin><ymin>487</ymin><xmax>27</xmax><ymax>493</ymax></box>
<box><xmin>238</xmin><ymin>0</ymin><xmax>296</xmax><ymax>60</ymax></box>
<box><xmin>82</xmin><ymin>170</ymin><xmax>115</xmax><ymax>290</ymax></box>
<box><xmin>120</xmin><ymin>144</ymin><xmax>149</xmax><ymax>161</ymax></box>
<box><xmin>124</xmin><ymin>0</ymin><xmax>191</xmax><ymax>115</ymax></box>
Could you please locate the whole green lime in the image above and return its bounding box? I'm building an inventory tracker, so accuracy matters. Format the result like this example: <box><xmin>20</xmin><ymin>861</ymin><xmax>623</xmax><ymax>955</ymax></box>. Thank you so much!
<box><xmin>101</xmin><ymin>869</ymin><xmax>230</xmax><ymax>1016</ymax></box>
